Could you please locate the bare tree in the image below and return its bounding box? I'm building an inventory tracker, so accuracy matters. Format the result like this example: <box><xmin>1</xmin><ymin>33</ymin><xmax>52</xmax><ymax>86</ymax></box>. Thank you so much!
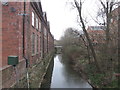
<box><xmin>73</xmin><ymin>0</ymin><xmax>101</xmax><ymax>72</ymax></box>
<box><xmin>97</xmin><ymin>0</ymin><xmax>119</xmax><ymax>72</ymax></box>
<box><xmin>73</xmin><ymin>30</ymin><xmax>91</xmax><ymax>63</ymax></box>
<box><xmin>98</xmin><ymin>0</ymin><xmax>119</xmax><ymax>47</ymax></box>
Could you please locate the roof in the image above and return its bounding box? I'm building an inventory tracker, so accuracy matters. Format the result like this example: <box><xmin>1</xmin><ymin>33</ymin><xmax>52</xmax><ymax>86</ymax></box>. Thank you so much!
<box><xmin>87</xmin><ymin>26</ymin><xmax>105</xmax><ymax>34</ymax></box>
<box><xmin>55</xmin><ymin>46</ymin><xmax>63</xmax><ymax>48</ymax></box>
<box><xmin>88</xmin><ymin>26</ymin><xmax>105</xmax><ymax>31</ymax></box>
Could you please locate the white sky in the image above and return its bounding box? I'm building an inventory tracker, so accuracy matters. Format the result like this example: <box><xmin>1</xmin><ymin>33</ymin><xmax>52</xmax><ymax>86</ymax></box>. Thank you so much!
<box><xmin>40</xmin><ymin>0</ymin><xmax>118</xmax><ymax>40</ymax></box>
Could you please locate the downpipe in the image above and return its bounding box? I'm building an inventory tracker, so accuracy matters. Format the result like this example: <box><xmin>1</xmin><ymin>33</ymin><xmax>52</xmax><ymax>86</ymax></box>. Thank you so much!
<box><xmin>22</xmin><ymin>0</ymin><xmax>30</xmax><ymax>88</ymax></box>
<box><xmin>24</xmin><ymin>57</ymin><xmax>30</xmax><ymax>88</ymax></box>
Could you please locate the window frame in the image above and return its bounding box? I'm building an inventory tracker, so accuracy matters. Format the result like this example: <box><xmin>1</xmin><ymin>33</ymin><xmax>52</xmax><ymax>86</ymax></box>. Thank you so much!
<box><xmin>36</xmin><ymin>35</ymin><xmax>39</xmax><ymax>53</ymax></box>
<box><xmin>32</xmin><ymin>12</ymin><xmax>35</xmax><ymax>27</ymax></box>
<box><xmin>36</xmin><ymin>17</ymin><xmax>38</xmax><ymax>30</ymax></box>
<box><xmin>39</xmin><ymin>21</ymin><xmax>41</xmax><ymax>32</ymax></box>
<box><xmin>44</xmin><ymin>28</ymin><xmax>47</xmax><ymax>36</ymax></box>
<box><xmin>32</xmin><ymin>33</ymin><xmax>35</xmax><ymax>55</ymax></box>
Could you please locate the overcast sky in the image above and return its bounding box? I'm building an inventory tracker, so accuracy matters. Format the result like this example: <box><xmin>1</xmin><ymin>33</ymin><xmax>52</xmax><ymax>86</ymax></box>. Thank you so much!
<box><xmin>41</xmin><ymin>0</ymin><xmax>75</xmax><ymax>40</ymax></box>
<box><xmin>40</xmin><ymin>0</ymin><xmax>117</xmax><ymax>40</ymax></box>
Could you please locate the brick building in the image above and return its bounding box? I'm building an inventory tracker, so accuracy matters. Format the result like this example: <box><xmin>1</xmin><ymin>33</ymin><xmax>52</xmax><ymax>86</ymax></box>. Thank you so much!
<box><xmin>0</xmin><ymin>1</ymin><xmax>54</xmax><ymax>88</ymax></box>
<box><xmin>87</xmin><ymin>6</ymin><xmax>120</xmax><ymax>45</ymax></box>
<box><xmin>87</xmin><ymin>26</ymin><xmax>105</xmax><ymax>44</ymax></box>
<box><xmin>109</xmin><ymin>6</ymin><xmax>119</xmax><ymax>46</ymax></box>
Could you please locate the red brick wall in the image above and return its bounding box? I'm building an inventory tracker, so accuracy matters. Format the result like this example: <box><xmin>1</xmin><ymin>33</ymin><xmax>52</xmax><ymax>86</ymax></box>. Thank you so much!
<box><xmin>1</xmin><ymin>2</ymin><xmax>54</xmax><ymax>88</ymax></box>
<box><xmin>1</xmin><ymin>2</ymin><xmax>27</xmax><ymax>88</ymax></box>
<box><xmin>1</xmin><ymin>2</ymin><xmax>44</xmax><ymax>68</ymax></box>
<box><xmin>48</xmin><ymin>32</ymin><xmax>54</xmax><ymax>52</ymax></box>
<box><xmin>0</xmin><ymin>2</ymin><xmax>2</xmax><ymax>69</ymax></box>
<box><xmin>2</xmin><ymin>2</ymin><xmax>23</xmax><ymax>68</ymax></box>
<box><xmin>87</xmin><ymin>26</ymin><xmax>105</xmax><ymax>44</ymax></box>
<box><xmin>43</xmin><ymin>27</ymin><xmax>48</xmax><ymax>55</ymax></box>
<box><xmin>30</xmin><ymin>5</ymin><xmax>42</xmax><ymax>65</ymax></box>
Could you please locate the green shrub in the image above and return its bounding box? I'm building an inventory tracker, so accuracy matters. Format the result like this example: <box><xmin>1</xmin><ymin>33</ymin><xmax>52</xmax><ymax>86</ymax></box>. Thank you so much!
<box><xmin>89</xmin><ymin>73</ymin><xmax>105</xmax><ymax>86</ymax></box>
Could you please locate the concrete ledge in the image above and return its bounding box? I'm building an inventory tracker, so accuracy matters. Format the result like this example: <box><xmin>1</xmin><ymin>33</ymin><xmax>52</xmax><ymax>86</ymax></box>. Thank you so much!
<box><xmin>12</xmin><ymin>51</ymin><xmax>54</xmax><ymax>88</ymax></box>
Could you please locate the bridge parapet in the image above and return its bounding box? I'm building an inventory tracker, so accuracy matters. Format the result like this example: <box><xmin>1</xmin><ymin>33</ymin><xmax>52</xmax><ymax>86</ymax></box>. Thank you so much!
<box><xmin>55</xmin><ymin>46</ymin><xmax>63</xmax><ymax>54</ymax></box>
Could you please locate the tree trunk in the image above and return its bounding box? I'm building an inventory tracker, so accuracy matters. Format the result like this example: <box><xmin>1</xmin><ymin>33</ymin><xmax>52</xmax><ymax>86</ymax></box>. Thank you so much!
<box><xmin>118</xmin><ymin>5</ymin><xmax>120</xmax><ymax>87</ymax></box>
<box><xmin>74</xmin><ymin>0</ymin><xmax>101</xmax><ymax>72</ymax></box>
<box><xmin>80</xmin><ymin>35</ymin><xmax>91</xmax><ymax>63</ymax></box>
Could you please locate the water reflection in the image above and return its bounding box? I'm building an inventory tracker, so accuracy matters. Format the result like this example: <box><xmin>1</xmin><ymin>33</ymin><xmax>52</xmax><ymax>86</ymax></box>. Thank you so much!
<box><xmin>41</xmin><ymin>54</ymin><xmax>92</xmax><ymax>88</ymax></box>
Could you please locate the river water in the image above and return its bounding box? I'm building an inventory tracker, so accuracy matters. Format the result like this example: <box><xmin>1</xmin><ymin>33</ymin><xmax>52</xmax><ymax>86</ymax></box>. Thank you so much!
<box><xmin>41</xmin><ymin>54</ymin><xmax>92</xmax><ymax>88</ymax></box>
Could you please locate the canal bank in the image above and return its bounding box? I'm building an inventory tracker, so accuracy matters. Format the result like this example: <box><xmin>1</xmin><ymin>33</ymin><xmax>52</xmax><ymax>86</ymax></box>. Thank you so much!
<box><xmin>41</xmin><ymin>54</ymin><xmax>92</xmax><ymax>88</ymax></box>
<box><xmin>13</xmin><ymin>51</ymin><xmax>54</xmax><ymax>88</ymax></box>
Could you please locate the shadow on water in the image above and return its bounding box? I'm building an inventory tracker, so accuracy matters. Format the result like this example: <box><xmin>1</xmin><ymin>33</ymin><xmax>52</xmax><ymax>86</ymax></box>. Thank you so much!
<box><xmin>41</xmin><ymin>54</ymin><xmax>92</xmax><ymax>89</ymax></box>
<box><xmin>40</xmin><ymin>55</ymin><xmax>54</xmax><ymax>88</ymax></box>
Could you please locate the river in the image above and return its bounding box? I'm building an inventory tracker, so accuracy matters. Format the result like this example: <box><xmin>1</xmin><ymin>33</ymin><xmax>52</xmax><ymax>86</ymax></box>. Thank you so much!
<box><xmin>41</xmin><ymin>54</ymin><xmax>92</xmax><ymax>88</ymax></box>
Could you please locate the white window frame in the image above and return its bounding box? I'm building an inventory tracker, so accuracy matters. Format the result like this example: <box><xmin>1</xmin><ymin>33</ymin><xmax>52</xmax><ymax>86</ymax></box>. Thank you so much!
<box><xmin>39</xmin><ymin>21</ymin><xmax>41</xmax><ymax>32</ymax></box>
<box><xmin>44</xmin><ymin>28</ymin><xmax>47</xmax><ymax>36</ymax></box>
<box><xmin>36</xmin><ymin>18</ymin><xmax>38</xmax><ymax>30</ymax></box>
<box><xmin>32</xmin><ymin>12</ymin><xmax>34</xmax><ymax>26</ymax></box>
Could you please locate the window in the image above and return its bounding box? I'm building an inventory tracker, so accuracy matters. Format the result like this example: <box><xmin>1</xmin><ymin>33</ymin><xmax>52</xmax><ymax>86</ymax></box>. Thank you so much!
<box><xmin>39</xmin><ymin>21</ymin><xmax>41</xmax><ymax>32</ymax></box>
<box><xmin>32</xmin><ymin>12</ymin><xmax>34</xmax><ymax>26</ymax></box>
<box><xmin>110</xmin><ymin>18</ymin><xmax>113</xmax><ymax>23</ymax></box>
<box><xmin>32</xmin><ymin>33</ymin><xmax>35</xmax><ymax>54</ymax></box>
<box><xmin>116</xmin><ymin>16</ymin><xmax>119</xmax><ymax>21</ymax></box>
<box><xmin>36</xmin><ymin>18</ymin><xmax>38</xmax><ymax>30</ymax></box>
<box><xmin>40</xmin><ymin>36</ymin><xmax>42</xmax><ymax>57</ymax></box>
<box><xmin>37</xmin><ymin>35</ymin><xmax>39</xmax><ymax>53</ymax></box>
<box><xmin>44</xmin><ymin>28</ymin><xmax>47</xmax><ymax>36</ymax></box>
<box><xmin>2</xmin><ymin>0</ymin><xmax>8</xmax><ymax>6</ymax></box>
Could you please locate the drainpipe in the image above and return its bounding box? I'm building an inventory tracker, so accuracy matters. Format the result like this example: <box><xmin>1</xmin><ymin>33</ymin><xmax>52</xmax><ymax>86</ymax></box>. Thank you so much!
<box><xmin>23</xmin><ymin>1</ymin><xmax>29</xmax><ymax>88</ymax></box>
<box><xmin>41</xmin><ymin>24</ymin><xmax>44</xmax><ymax>58</ymax></box>
<box><xmin>23</xmin><ymin>1</ymin><xmax>25</xmax><ymax>58</ymax></box>
<box><xmin>23</xmin><ymin>0</ymin><xmax>29</xmax><ymax>68</ymax></box>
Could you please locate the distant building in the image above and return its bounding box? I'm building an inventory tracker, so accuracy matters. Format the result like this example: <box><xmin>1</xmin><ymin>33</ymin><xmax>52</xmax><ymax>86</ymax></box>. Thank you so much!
<box><xmin>0</xmin><ymin>1</ymin><xmax>54</xmax><ymax>88</ymax></box>
<box><xmin>87</xmin><ymin>26</ymin><xmax>105</xmax><ymax>45</ymax></box>
<box><xmin>109</xmin><ymin>6</ymin><xmax>119</xmax><ymax>46</ymax></box>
